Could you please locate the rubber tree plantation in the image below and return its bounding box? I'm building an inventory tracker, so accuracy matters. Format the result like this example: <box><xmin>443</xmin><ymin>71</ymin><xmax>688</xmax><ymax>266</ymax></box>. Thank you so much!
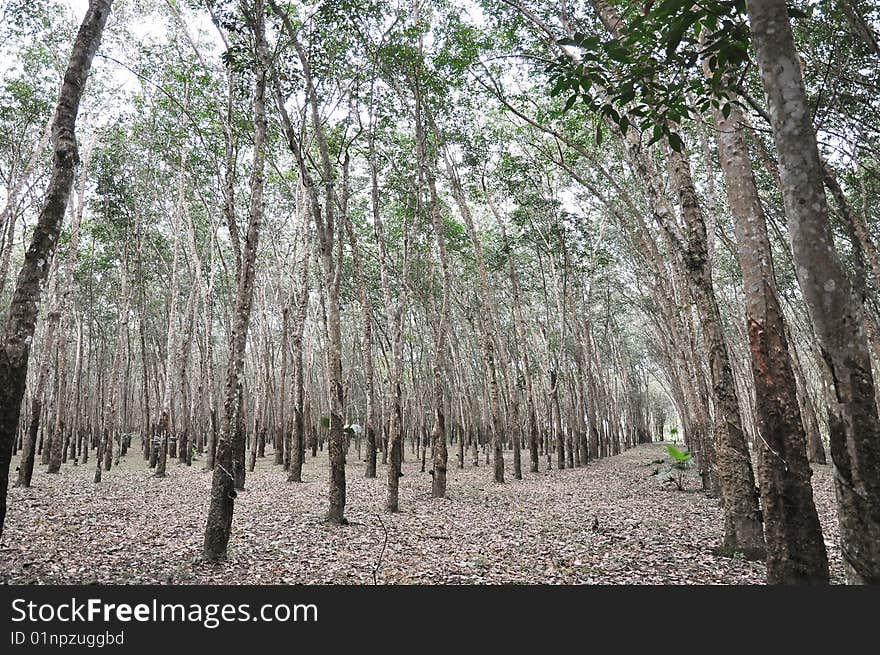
<box><xmin>1</xmin><ymin>0</ymin><xmax>879</xmax><ymax>585</ymax></box>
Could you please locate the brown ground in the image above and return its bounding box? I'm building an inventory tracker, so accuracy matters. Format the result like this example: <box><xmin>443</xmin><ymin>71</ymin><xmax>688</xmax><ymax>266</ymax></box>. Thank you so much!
<box><xmin>0</xmin><ymin>442</ymin><xmax>844</xmax><ymax>584</ymax></box>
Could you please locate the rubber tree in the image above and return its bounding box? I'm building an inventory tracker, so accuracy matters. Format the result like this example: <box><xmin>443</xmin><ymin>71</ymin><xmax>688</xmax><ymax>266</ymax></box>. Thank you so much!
<box><xmin>203</xmin><ymin>0</ymin><xmax>267</xmax><ymax>561</ymax></box>
<box><xmin>0</xmin><ymin>0</ymin><xmax>112</xmax><ymax>538</ymax></box>
<box><xmin>747</xmin><ymin>0</ymin><xmax>880</xmax><ymax>584</ymax></box>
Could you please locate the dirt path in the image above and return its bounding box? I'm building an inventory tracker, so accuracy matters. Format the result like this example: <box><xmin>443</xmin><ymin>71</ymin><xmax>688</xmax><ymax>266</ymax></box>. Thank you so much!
<box><xmin>0</xmin><ymin>442</ymin><xmax>845</xmax><ymax>584</ymax></box>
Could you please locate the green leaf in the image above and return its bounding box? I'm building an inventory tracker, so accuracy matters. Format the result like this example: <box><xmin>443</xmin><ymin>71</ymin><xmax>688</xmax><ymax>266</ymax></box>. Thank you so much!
<box><xmin>320</xmin><ymin>416</ymin><xmax>330</xmax><ymax>429</ymax></box>
<box><xmin>668</xmin><ymin>131</ymin><xmax>684</xmax><ymax>153</ymax></box>
<box><xmin>666</xmin><ymin>444</ymin><xmax>691</xmax><ymax>462</ymax></box>
<box><xmin>647</xmin><ymin>123</ymin><xmax>664</xmax><ymax>147</ymax></box>
<box><xmin>602</xmin><ymin>104</ymin><xmax>621</xmax><ymax>124</ymax></box>
<box><xmin>549</xmin><ymin>76</ymin><xmax>569</xmax><ymax>98</ymax></box>
<box><xmin>665</xmin><ymin>10</ymin><xmax>699</xmax><ymax>59</ymax></box>
<box><xmin>604</xmin><ymin>41</ymin><xmax>631</xmax><ymax>63</ymax></box>
<box><xmin>617</xmin><ymin>85</ymin><xmax>635</xmax><ymax>105</ymax></box>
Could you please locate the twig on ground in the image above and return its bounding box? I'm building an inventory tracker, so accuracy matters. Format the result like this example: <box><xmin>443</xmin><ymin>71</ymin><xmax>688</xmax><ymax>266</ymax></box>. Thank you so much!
<box><xmin>372</xmin><ymin>513</ymin><xmax>389</xmax><ymax>585</ymax></box>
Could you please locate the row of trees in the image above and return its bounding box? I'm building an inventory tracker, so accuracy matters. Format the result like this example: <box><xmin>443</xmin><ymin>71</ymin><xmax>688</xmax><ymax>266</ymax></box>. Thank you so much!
<box><xmin>1</xmin><ymin>0</ymin><xmax>878</xmax><ymax>583</ymax></box>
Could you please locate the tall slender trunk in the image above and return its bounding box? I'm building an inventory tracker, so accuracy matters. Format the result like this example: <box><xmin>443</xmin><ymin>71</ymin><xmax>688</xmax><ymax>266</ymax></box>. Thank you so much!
<box><xmin>426</xmin><ymin>170</ymin><xmax>450</xmax><ymax>497</ymax></box>
<box><xmin>154</xmin><ymin>142</ymin><xmax>188</xmax><ymax>478</ymax></box>
<box><xmin>16</xmin><ymin>262</ymin><xmax>60</xmax><ymax>487</ymax></box>
<box><xmin>203</xmin><ymin>0</ymin><xmax>266</xmax><ymax>560</ymax></box>
<box><xmin>360</xmin><ymin>115</ymin><xmax>409</xmax><ymax>512</ymax></box>
<box><xmin>412</xmin><ymin>107</ymin><xmax>451</xmax><ymax>498</ymax></box>
<box><xmin>664</xmin><ymin>147</ymin><xmax>765</xmax><ymax>558</ymax></box>
<box><xmin>176</xmin><ymin>280</ymin><xmax>197</xmax><ymax>465</ymax></box>
<box><xmin>49</xmin><ymin>135</ymin><xmax>94</xmax><ymax>474</ymax></box>
<box><xmin>320</xmin><ymin>163</ymin><xmax>346</xmax><ymax>523</ymax></box>
<box><xmin>497</xmin><ymin>217</ymin><xmax>539</xmax><ymax>474</ymax></box>
<box><xmin>288</xmin><ymin>237</ymin><xmax>309</xmax><ymax>483</ymax></box>
<box><xmin>581</xmin><ymin>0</ymin><xmax>761</xmax><ymax>539</ymax></box>
<box><xmin>94</xmin><ymin>251</ymin><xmax>131</xmax><ymax>482</ymax></box>
<box><xmin>446</xmin><ymin>156</ymin><xmax>505</xmax><ymax>483</ymax></box>
<box><xmin>276</xmin><ymin>299</ymin><xmax>290</xmax><ymax>467</ymax></box>
<box><xmin>709</xmin><ymin>77</ymin><xmax>828</xmax><ymax>582</ymax></box>
<box><xmin>270</xmin><ymin>0</ymin><xmax>347</xmax><ymax>523</ymax></box>
<box><xmin>345</xmin><ymin>191</ymin><xmax>377</xmax><ymax>480</ymax></box>
<box><xmin>203</xmin><ymin>227</ymin><xmax>217</xmax><ymax>470</ymax></box>
<box><xmin>0</xmin><ymin>0</ymin><xmax>111</xmax><ymax>537</ymax></box>
<box><xmin>748</xmin><ymin>0</ymin><xmax>880</xmax><ymax>583</ymax></box>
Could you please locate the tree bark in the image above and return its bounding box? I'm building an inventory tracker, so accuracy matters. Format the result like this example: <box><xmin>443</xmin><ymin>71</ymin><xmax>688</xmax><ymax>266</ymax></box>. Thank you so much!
<box><xmin>203</xmin><ymin>0</ymin><xmax>266</xmax><ymax>560</ymax></box>
<box><xmin>269</xmin><ymin>0</ymin><xmax>348</xmax><ymax>523</ymax></box>
<box><xmin>748</xmin><ymin>0</ymin><xmax>880</xmax><ymax>583</ymax></box>
<box><xmin>709</xmin><ymin>78</ymin><xmax>828</xmax><ymax>582</ymax></box>
<box><xmin>48</xmin><ymin>133</ymin><xmax>95</xmax><ymax>474</ymax></box>
<box><xmin>344</xmin><ymin>187</ymin><xmax>377</xmax><ymax>480</ymax></box>
<box><xmin>446</xmin><ymin>156</ymin><xmax>505</xmax><ymax>483</ymax></box>
<box><xmin>0</xmin><ymin>0</ymin><xmax>111</xmax><ymax>537</ymax></box>
<box><xmin>94</xmin><ymin>257</ymin><xmax>132</xmax><ymax>482</ymax></box>
<box><xmin>288</xmin><ymin>241</ymin><xmax>309</xmax><ymax>483</ymax></box>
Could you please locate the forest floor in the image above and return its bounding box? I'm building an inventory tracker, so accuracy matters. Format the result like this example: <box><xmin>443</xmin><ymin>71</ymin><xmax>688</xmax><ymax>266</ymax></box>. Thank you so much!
<box><xmin>1</xmin><ymin>442</ymin><xmax>845</xmax><ymax>584</ymax></box>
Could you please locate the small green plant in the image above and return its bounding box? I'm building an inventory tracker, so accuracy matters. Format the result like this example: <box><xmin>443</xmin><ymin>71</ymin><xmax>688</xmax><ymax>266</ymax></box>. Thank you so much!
<box><xmin>657</xmin><ymin>444</ymin><xmax>694</xmax><ymax>491</ymax></box>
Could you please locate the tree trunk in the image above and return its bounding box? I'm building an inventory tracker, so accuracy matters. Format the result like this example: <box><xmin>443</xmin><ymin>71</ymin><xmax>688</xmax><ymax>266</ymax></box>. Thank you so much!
<box><xmin>345</xmin><ymin>184</ymin><xmax>377</xmax><ymax>480</ymax></box>
<box><xmin>203</xmin><ymin>0</ymin><xmax>266</xmax><ymax>560</ymax></box>
<box><xmin>276</xmin><ymin>302</ymin><xmax>289</xmax><ymax>467</ymax></box>
<box><xmin>49</xmin><ymin>137</ymin><xmax>92</xmax><ymax>474</ymax></box>
<box><xmin>16</xmin><ymin>265</ymin><xmax>60</xmax><ymax>487</ymax></box>
<box><xmin>94</xmin><ymin>255</ymin><xmax>131</xmax><ymax>483</ymax></box>
<box><xmin>0</xmin><ymin>0</ymin><xmax>111</xmax><ymax>537</ymax></box>
<box><xmin>748</xmin><ymin>0</ymin><xmax>880</xmax><ymax>583</ymax></box>
<box><xmin>288</xmin><ymin>233</ymin><xmax>309</xmax><ymax>483</ymax></box>
<box><xmin>446</xmin><ymin>156</ymin><xmax>505</xmax><ymax>483</ymax></box>
<box><xmin>665</xmin><ymin>147</ymin><xmax>765</xmax><ymax>559</ymax></box>
<box><xmin>420</xmin><ymin>125</ymin><xmax>451</xmax><ymax>499</ymax></box>
<box><xmin>709</xmin><ymin>80</ymin><xmax>828</xmax><ymax>582</ymax></box>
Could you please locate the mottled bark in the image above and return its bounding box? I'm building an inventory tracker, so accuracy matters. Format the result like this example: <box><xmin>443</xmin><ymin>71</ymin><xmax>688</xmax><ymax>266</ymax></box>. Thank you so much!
<box><xmin>748</xmin><ymin>0</ymin><xmax>880</xmax><ymax>583</ymax></box>
<box><xmin>270</xmin><ymin>0</ymin><xmax>347</xmax><ymax>523</ymax></box>
<box><xmin>16</xmin><ymin>264</ymin><xmax>60</xmax><ymax>487</ymax></box>
<box><xmin>203</xmin><ymin>0</ymin><xmax>266</xmax><ymax>560</ymax></box>
<box><xmin>276</xmin><ymin>303</ymin><xmax>289</xmax><ymax>467</ymax></box>
<box><xmin>153</xmin><ymin>147</ymin><xmax>188</xmax><ymax>479</ymax></box>
<box><xmin>94</xmin><ymin>261</ymin><xmax>131</xmax><ymax>483</ymax></box>
<box><xmin>447</xmin><ymin>158</ymin><xmax>504</xmax><ymax>483</ymax></box>
<box><xmin>710</xmin><ymin>81</ymin><xmax>828</xmax><ymax>582</ymax></box>
<box><xmin>345</xmin><ymin>186</ymin><xmax>377</xmax><ymax>480</ymax></box>
<box><xmin>417</xmin><ymin>117</ymin><xmax>451</xmax><ymax>498</ymax></box>
<box><xmin>666</xmin><ymin>148</ymin><xmax>765</xmax><ymax>558</ymax></box>
<box><xmin>288</xmin><ymin>237</ymin><xmax>309</xmax><ymax>483</ymax></box>
<box><xmin>366</xmin><ymin>117</ymin><xmax>409</xmax><ymax>511</ymax></box>
<box><xmin>49</xmin><ymin>134</ymin><xmax>94</xmax><ymax>474</ymax></box>
<box><xmin>0</xmin><ymin>0</ymin><xmax>111</xmax><ymax>537</ymax></box>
